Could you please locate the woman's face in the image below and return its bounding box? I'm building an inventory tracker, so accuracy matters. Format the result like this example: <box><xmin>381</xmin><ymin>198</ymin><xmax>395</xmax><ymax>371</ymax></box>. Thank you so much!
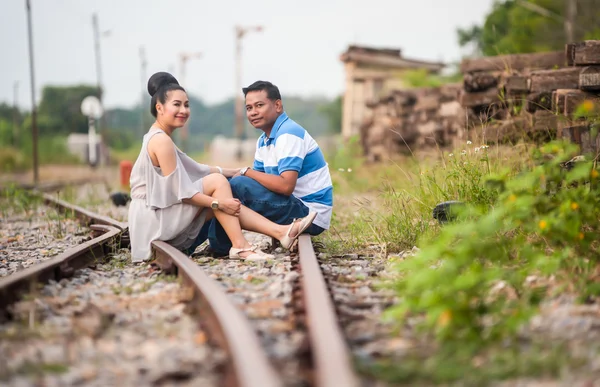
<box><xmin>157</xmin><ymin>90</ymin><xmax>190</xmax><ymax>127</ymax></box>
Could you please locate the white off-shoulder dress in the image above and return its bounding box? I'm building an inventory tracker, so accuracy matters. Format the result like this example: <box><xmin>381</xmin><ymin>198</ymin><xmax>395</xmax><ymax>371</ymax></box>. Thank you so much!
<box><xmin>128</xmin><ymin>128</ymin><xmax>210</xmax><ymax>262</ymax></box>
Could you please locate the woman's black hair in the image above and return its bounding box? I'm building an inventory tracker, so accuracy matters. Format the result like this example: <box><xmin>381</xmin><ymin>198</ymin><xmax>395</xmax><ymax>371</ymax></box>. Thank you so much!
<box><xmin>147</xmin><ymin>72</ymin><xmax>186</xmax><ymax>117</ymax></box>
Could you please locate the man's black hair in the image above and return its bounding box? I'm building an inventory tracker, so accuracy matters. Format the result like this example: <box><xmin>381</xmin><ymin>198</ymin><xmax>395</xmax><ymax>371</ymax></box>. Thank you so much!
<box><xmin>242</xmin><ymin>80</ymin><xmax>281</xmax><ymax>101</ymax></box>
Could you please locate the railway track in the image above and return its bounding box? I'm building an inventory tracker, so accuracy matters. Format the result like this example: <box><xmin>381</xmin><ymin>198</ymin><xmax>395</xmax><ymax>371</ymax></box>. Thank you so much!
<box><xmin>0</xmin><ymin>186</ymin><xmax>362</xmax><ymax>387</ymax></box>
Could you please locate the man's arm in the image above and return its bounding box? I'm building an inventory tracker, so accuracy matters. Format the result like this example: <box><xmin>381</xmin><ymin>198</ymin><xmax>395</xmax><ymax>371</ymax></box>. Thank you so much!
<box><xmin>243</xmin><ymin>169</ymin><xmax>298</xmax><ymax>196</ymax></box>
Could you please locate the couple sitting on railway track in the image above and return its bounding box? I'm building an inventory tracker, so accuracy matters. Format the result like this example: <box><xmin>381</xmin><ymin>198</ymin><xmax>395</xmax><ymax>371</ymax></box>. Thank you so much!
<box><xmin>127</xmin><ymin>72</ymin><xmax>333</xmax><ymax>262</ymax></box>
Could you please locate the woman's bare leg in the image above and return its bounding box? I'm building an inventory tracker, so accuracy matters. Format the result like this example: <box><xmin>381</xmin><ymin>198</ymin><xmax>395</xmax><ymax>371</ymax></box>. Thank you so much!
<box><xmin>202</xmin><ymin>174</ymin><xmax>252</xmax><ymax>250</ymax></box>
<box><xmin>237</xmin><ymin>205</ymin><xmax>302</xmax><ymax>240</ymax></box>
<box><xmin>202</xmin><ymin>174</ymin><xmax>304</xmax><ymax>248</ymax></box>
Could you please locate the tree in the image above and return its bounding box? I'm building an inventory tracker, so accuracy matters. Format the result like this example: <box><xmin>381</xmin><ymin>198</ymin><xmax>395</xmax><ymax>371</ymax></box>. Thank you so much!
<box><xmin>37</xmin><ymin>85</ymin><xmax>101</xmax><ymax>135</ymax></box>
<box><xmin>458</xmin><ymin>0</ymin><xmax>600</xmax><ymax>56</ymax></box>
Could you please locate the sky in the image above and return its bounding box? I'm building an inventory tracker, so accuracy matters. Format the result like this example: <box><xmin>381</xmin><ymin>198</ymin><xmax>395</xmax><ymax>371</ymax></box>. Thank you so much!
<box><xmin>1</xmin><ymin>0</ymin><xmax>495</xmax><ymax>110</ymax></box>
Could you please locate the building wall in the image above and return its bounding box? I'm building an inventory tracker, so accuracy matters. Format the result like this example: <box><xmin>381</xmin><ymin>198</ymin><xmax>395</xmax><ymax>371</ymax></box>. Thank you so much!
<box><xmin>342</xmin><ymin>65</ymin><xmax>406</xmax><ymax>139</ymax></box>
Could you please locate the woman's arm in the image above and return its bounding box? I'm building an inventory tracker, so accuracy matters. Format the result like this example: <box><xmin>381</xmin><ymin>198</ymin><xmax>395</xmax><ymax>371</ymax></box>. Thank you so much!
<box><xmin>207</xmin><ymin>166</ymin><xmax>241</xmax><ymax>178</ymax></box>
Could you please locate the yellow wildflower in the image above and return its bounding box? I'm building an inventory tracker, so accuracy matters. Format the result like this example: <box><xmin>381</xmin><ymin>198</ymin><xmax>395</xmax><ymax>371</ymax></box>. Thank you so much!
<box><xmin>578</xmin><ymin>232</ymin><xmax>585</xmax><ymax>240</ymax></box>
<box><xmin>539</xmin><ymin>220</ymin><xmax>548</xmax><ymax>230</ymax></box>
<box><xmin>437</xmin><ymin>309</ymin><xmax>452</xmax><ymax>328</ymax></box>
<box><xmin>571</xmin><ymin>202</ymin><xmax>579</xmax><ymax>210</ymax></box>
<box><xmin>582</xmin><ymin>99</ymin><xmax>595</xmax><ymax>113</ymax></box>
<box><xmin>508</xmin><ymin>194</ymin><xmax>517</xmax><ymax>202</ymax></box>
<box><xmin>592</xmin><ymin>169</ymin><xmax>599</xmax><ymax>179</ymax></box>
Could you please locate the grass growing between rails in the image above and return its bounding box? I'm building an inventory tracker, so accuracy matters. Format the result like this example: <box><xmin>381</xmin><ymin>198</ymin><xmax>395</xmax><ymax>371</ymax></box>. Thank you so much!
<box><xmin>321</xmin><ymin>128</ymin><xmax>600</xmax><ymax>383</ymax></box>
<box><xmin>319</xmin><ymin>136</ymin><xmax>533</xmax><ymax>255</ymax></box>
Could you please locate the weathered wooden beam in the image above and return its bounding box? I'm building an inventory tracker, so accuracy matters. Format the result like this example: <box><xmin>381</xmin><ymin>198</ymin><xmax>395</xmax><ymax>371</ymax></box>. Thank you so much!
<box><xmin>552</xmin><ymin>89</ymin><xmax>600</xmax><ymax>116</ymax></box>
<box><xmin>579</xmin><ymin>66</ymin><xmax>600</xmax><ymax>91</ymax></box>
<box><xmin>504</xmin><ymin>75</ymin><xmax>530</xmax><ymax>94</ymax></box>
<box><xmin>458</xmin><ymin>88</ymin><xmax>502</xmax><ymax>107</ymax></box>
<box><xmin>561</xmin><ymin>124</ymin><xmax>598</xmax><ymax>155</ymax></box>
<box><xmin>533</xmin><ymin>110</ymin><xmax>558</xmax><ymax>134</ymax></box>
<box><xmin>480</xmin><ymin>117</ymin><xmax>531</xmax><ymax>143</ymax></box>
<box><xmin>463</xmin><ymin>73</ymin><xmax>499</xmax><ymax>92</ymax></box>
<box><xmin>461</xmin><ymin>51</ymin><xmax>565</xmax><ymax>73</ymax></box>
<box><xmin>525</xmin><ymin>92</ymin><xmax>553</xmax><ymax>113</ymax></box>
<box><xmin>529</xmin><ymin>67</ymin><xmax>581</xmax><ymax>93</ymax></box>
<box><xmin>566</xmin><ymin>41</ymin><xmax>600</xmax><ymax>66</ymax></box>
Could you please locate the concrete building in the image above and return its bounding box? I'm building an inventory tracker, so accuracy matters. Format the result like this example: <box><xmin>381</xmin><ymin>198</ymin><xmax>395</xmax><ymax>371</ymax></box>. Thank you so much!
<box><xmin>340</xmin><ymin>45</ymin><xmax>445</xmax><ymax>139</ymax></box>
<box><xmin>66</xmin><ymin>133</ymin><xmax>110</xmax><ymax>166</ymax></box>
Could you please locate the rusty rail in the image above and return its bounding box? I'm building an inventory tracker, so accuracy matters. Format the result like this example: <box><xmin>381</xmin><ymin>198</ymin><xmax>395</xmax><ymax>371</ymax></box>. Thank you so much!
<box><xmin>298</xmin><ymin>235</ymin><xmax>360</xmax><ymax>387</ymax></box>
<box><xmin>42</xmin><ymin>192</ymin><xmax>128</xmax><ymax>231</ymax></box>
<box><xmin>152</xmin><ymin>241</ymin><xmax>282</xmax><ymax>387</ymax></box>
<box><xmin>0</xmin><ymin>224</ymin><xmax>121</xmax><ymax>314</ymax></box>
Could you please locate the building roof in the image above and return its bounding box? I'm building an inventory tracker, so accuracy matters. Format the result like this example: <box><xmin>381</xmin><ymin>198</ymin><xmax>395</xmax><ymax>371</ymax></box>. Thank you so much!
<box><xmin>340</xmin><ymin>45</ymin><xmax>445</xmax><ymax>72</ymax></box>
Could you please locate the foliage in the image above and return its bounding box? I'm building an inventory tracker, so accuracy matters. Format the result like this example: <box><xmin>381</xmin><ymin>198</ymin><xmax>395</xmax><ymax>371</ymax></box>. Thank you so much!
<box><xmin>402</xmin><ymin>69</ymin><xmax>462</xmax><ymax>89</ymax></box>
<box><xmin>108</xmin><ymin>94</ymin><xmax>337</xmax><ymax>152</ymax></box>
<box><xmin>318</xmin><ymin>95</ymin><xmax>343</xmax><ymax>134</ymax></box>
<box><xmin>388</xmin><ymin>139</ymin><xmax>600</xmax><ymax>348</ymax></box>
<box><xmin>458</xmin><ymin>0</ymin><xmax>600</xmax><ymax>56</ymax></box>
<box><xmin>36</xmin><ymin>85</ymin><xmax>101</xmax><ymax>136</ymax></box>
<box><xmin>0</xmin><ymin>147</ymin><xmax>27</xmax><ymax>172</ymax></box>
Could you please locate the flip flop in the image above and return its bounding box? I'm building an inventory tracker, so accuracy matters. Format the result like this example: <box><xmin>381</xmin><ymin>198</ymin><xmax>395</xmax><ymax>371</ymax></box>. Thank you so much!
<box><xmin>280</xmin><ymin>212</ymin><xmax>317</xmax><ymax>250</ymax></box>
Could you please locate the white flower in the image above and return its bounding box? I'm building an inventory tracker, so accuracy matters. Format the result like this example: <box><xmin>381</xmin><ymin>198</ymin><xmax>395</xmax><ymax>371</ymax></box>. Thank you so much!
<box><xmin>474</xmin><ymin>147</ymin><xmax>480</xmax><ymax>153</ymax></box>
<box><xmin>467</xmin><ymin>141</ymin><xmax>472</xmax><ymax>145</ymax></box>
<box><xmin>461</xmin><ymin>150</ymin><xmax>467</xmax><ymax>155</ymax></box>
<box><xmin>449</xmin><ymin>153</ymin><xmax>454</xmax><ymax>157</ymax></box>
<box><xmin>481</xmin><ymin>144</ymin><xmax>489</xmax><ymax>149</ymax></box>
<box><xmin>347</xmin><ymin>168</ymin><xmax>353</xmax><ymax>172</ymax></box>
<box><xmin>338</xmin><ymin>168</ymin><xmax>345</xmax><ymax>172</ymax></box>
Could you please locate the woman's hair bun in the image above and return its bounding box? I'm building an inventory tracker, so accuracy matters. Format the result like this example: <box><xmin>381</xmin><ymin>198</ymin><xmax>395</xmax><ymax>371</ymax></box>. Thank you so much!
<box><xmin>147</xmin><ymin>72</ymin><xmax>179</xmax><ymax>97</ymax></box>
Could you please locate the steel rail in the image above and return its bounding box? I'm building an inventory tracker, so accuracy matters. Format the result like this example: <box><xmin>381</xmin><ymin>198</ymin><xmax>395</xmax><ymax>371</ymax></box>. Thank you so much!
<box><xmin>0</xmin><ymin>224</ymin><xmax>121</xmax><ymax>314</ymax></box>
<box><xmin>41</xmin><ymin>192</ymin><xmax>128</xmax><ymax>232</ymax></box>
<box><xmin>152</xmin><ymin>241</ymin><xmax>282</xmax><ymax>387</ymax></box>
<box><xmin>297</xmin><ymin>235</ymin><xmax>360</xmax><ymax>387</ymax></box>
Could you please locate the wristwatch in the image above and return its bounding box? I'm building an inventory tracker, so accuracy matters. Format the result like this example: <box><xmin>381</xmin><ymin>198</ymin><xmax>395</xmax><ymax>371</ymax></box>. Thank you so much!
<box><xmin>240</xmin><ymin>166</ymin><xmax>250</xmax><ymax>176</ymax></box>
<box><xmin>211</xmin><ymin>200</ymin><xmax>219</xmax><ymax>210</ymax></box>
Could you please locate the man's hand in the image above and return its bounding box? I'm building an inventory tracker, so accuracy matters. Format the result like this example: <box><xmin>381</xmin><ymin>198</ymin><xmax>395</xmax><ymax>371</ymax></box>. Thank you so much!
<box><xmin>216</xmin><ymin>198</ymin><xmax>241</xmax><ymax>216</ymax></box>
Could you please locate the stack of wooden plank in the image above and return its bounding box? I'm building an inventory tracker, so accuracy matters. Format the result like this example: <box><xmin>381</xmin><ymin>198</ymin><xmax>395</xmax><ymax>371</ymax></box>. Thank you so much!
<box><xmin>360</xmin><ymin>84</ymin><xmax>463</xmax><ymax>162</ymax></box>
<box><xmin>459</xmin><ymin>51</ymin><xmax>568</xmax><ymax>142</ymax></box>
<box><xmin>458</xmin><ymin>40</ymin><xmax>600</xmax><ymax>149</ymax></box>
<box><xmin>554</xmin><ymin>41</ymin><xmax>600</xmax><ymax>153</ymax></box>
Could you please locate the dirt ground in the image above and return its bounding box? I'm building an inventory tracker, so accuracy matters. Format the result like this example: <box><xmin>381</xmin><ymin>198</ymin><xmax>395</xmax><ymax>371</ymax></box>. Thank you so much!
<box><xmin>0</xmin><ymin>165</ymin><xmax>121</xmax><ymax>190</ymax></box>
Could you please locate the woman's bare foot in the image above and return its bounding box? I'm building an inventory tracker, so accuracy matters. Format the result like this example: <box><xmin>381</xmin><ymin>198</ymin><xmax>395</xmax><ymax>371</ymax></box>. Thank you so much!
<box><xmin>279</xmin><ymin>212</ymin><xmax>317</xmax><ymax>250</ymax></box>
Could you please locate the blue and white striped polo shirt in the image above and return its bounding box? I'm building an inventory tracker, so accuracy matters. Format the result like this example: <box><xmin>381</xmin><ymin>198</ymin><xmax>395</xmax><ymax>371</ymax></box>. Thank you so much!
<box><xmin>253</xmin><ymin>112</ymin><xmax>333</xmax><ymax>229</ymax></box>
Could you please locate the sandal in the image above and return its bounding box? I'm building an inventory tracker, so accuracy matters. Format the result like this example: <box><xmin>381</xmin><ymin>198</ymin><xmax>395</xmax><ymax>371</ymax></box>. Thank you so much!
<box><xmin>229</xmin><ymin>244</ymin><xmax>274</xmax><ymax>261</ymax></box>
<box><xmin>280</xmin><ymin>212</ymin><xmax>317</xmax><ymax>250</ymax></box>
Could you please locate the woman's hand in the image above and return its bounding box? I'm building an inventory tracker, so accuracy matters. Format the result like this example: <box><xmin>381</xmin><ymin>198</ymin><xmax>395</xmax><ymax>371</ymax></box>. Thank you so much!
<box><xmin>222</xmin><ymin>167</ymin><xmax>241</xmax><ymax>178</ymax></box>
<box><xmin>217</xmin><ymin>198</ymin><xmax>241</xmax><ymax>216</ymax></box>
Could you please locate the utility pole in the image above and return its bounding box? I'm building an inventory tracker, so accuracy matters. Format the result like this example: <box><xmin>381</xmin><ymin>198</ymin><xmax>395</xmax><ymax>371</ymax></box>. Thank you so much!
<box><xmin>234</xmin><ymin>25</ymin><xmax>263</xmax><ymax>140</ymax></box>
<box><xmin>92</xmin><ymin>13</ymin><xmax>111</xmax><ymax>133</ymax></box>
<box><xmin>25</xmin><ymin>0</ymin><xmax>38</xmax><ymax>185</ymax></box>
<box><xmin>178</xmin><ymin>51</ymin><xmax>202</xmax><ymax>152</ymax></box>
<box><xmin>13</xmin><ymin>81</ymin><xmax>19</xmax><ymax>147</ymax></box>
<box><xmin>565</xmin><ymin>0</ymin><xmax>577</xmax><ymax>43</ymax></box>
<box><xmin>139</xmin><ymin>45</ymin><xmax>147</xmax><ymax>135</ymax></box>
<box><xmin>92</xmin><ymin>14</ymin><xmax>103</xmax><ymax>112</ymax></box>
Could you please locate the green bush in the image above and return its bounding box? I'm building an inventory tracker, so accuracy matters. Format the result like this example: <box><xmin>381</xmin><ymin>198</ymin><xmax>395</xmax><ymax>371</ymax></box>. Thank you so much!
<box><xmin>388</xmin><ymin>140</ymin><xmax>600</xmax><ymax>346</ymax></box>
<box><xmin>0</xmin><ymin>147</ymin><xmax>27</xmax><ymax>172</ymax></box>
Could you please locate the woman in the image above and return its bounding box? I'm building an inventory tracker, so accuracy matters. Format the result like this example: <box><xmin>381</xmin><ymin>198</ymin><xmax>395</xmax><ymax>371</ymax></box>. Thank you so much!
<box><xmin>128</xmin><ymin>72</ymin><xmax>315</xmax><ymax>262</ymax></box>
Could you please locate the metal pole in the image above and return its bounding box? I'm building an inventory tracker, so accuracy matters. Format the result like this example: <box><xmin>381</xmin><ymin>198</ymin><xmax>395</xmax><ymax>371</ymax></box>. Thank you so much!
<box><xmin>13</xmin><ymin>81</ymin><xmax>19</xmax><ymax>146</ymax></box>
<box><xmin>565</xmin><ymin>0</ymin><xmax>577</xmax><ymax>43</ymax></box>
<box><xmin>92</xmin><ymin>13</ymin><xmax>103</xmax><ymax>97</ymax></box>
<box><xmin>180</xmin><ymin>54</ymin><xmax>188</xmax><ymax>151</ymax></box>
<box><xmin>234</xmin><ymin>26</ymin><xmax>244</xmax><ymax>140</ymax></box>
<box><xmin>25</xmin><ymin>0</ymin><xmax>39</xmax><ymax>185</ymax></box>
<box><xmin>178</xmin><ymin>52</ymin><xmax>202</xmax><ymax>153</ymax></box>
<box><xmin>139</xmin><ymin>45</ymin><xmax>147</xmax><ymax>136</ymax></box>
<box><xmin>92</xmin><ymin>13</ymin><xmax>106</xmax><ymax>133</ymax></box>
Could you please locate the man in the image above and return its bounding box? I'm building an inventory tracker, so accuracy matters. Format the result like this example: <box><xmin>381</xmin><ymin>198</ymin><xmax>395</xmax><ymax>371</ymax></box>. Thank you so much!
<box><xmin>205</xmin><ymin>80</ymin><xmax>333</xmax><ymax>255</ymax></box>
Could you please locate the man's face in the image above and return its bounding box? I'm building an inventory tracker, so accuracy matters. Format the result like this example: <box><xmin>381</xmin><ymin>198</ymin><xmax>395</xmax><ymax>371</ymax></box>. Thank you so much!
<box><xmin>245</xmin><ymin>90</ymin><xmax>282</xmax><ymax>130</ymax></box>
